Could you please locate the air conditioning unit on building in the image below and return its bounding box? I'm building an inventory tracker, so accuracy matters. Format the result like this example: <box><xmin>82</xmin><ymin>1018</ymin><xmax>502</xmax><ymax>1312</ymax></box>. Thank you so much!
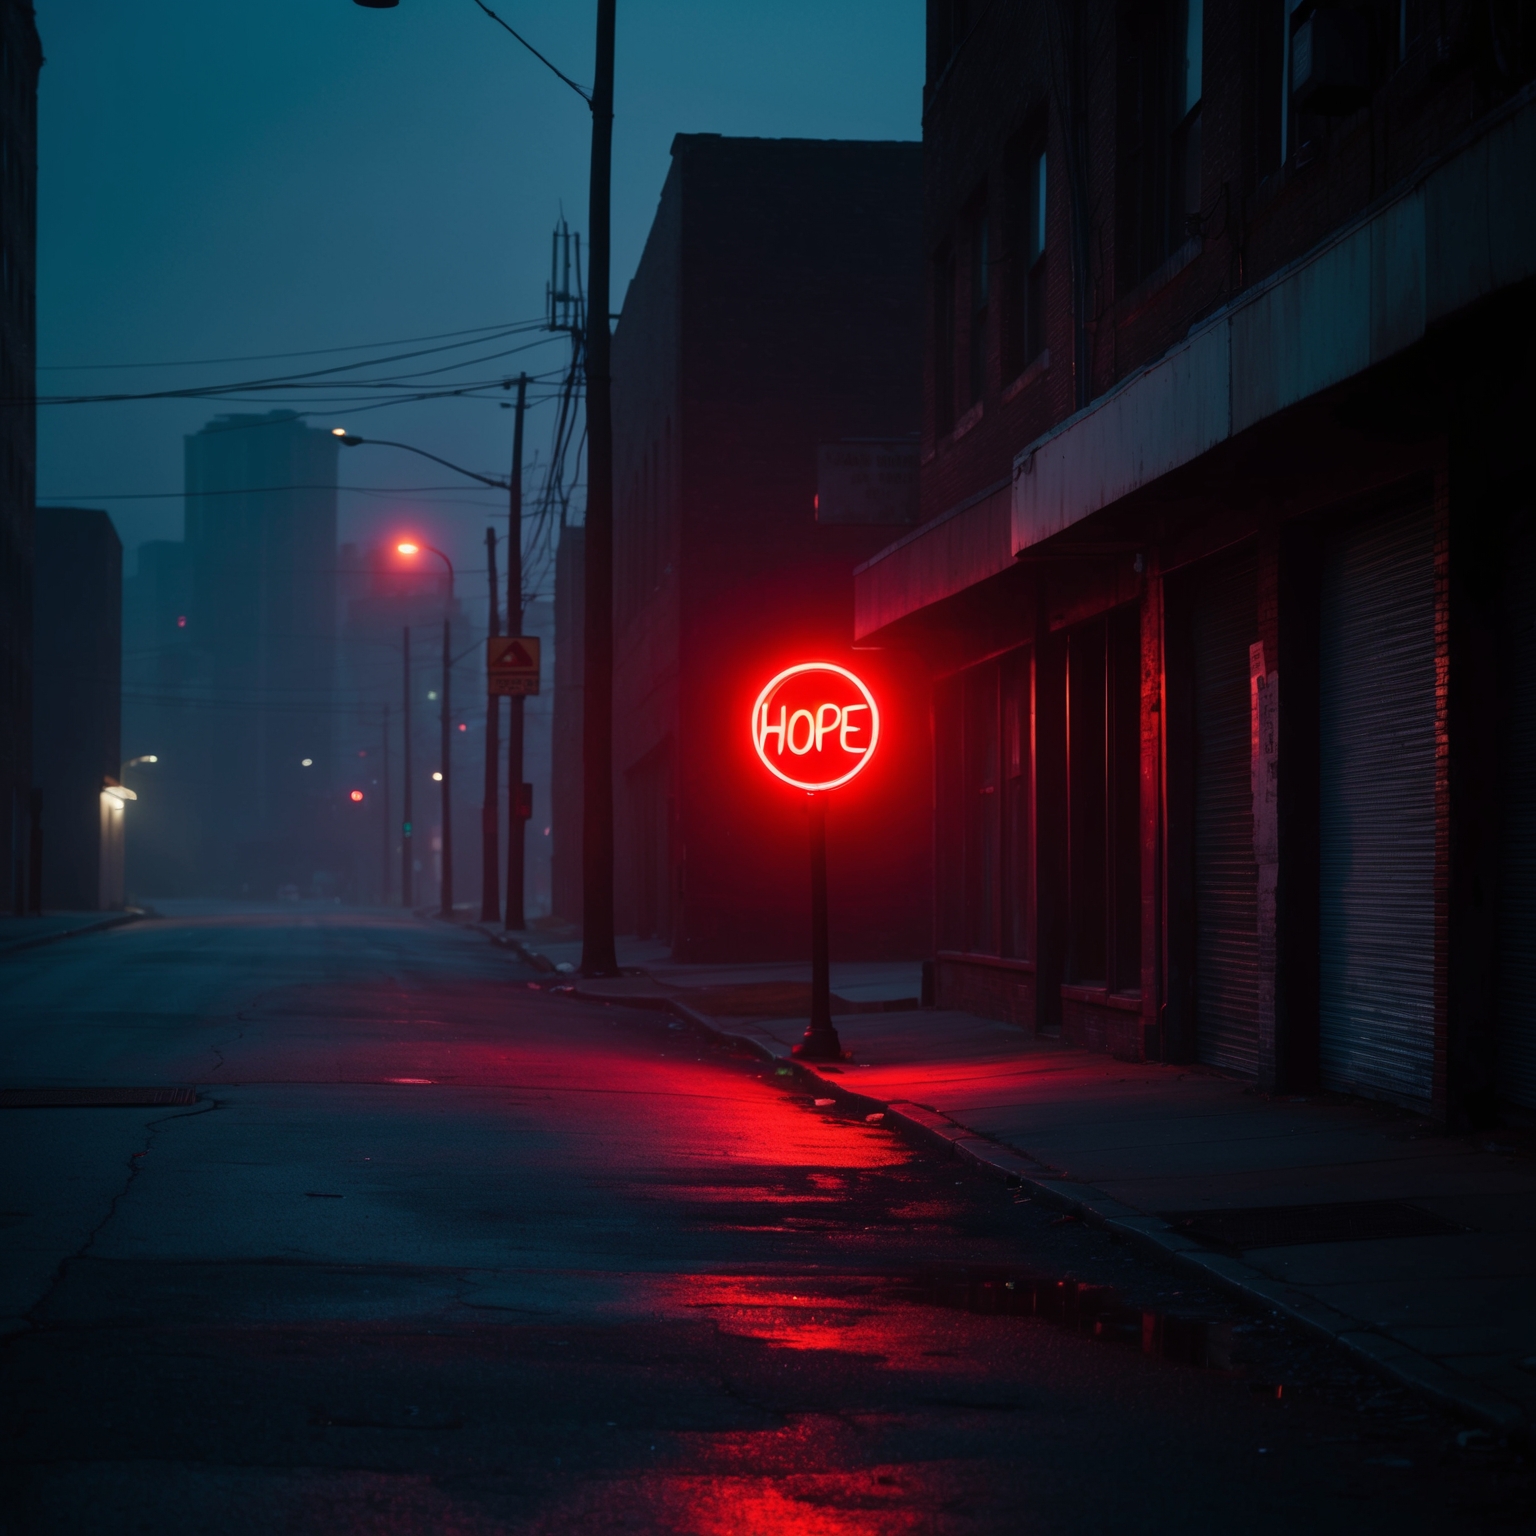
<box><xmin>1291</xmin><ymin>7</ymin><xmax>1371</xmax><ymax>117</ymax></box>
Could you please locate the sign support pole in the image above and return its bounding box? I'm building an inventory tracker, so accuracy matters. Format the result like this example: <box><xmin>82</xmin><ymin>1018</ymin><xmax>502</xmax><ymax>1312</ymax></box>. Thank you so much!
<box><xmin>480</xmin><ymin>526</ymin><xmax>501</xmax><ymax>923</ymax></box>
<box><xmin>440</xmin><ymin>614</ymin><xmax>453</xmax><ymax>918</ymax></box>
<box><xmin>401</xmin><ymin>626</ymin><xmax>413</xmax><ymax>908</ymax></box>
<box><xmin>796</xmin><ymin>794</ymin><xmax>843</xmax><ymax>1061</ymax></box>
<box><xmin>750</xmin><ymin>661</ymin><xmax>876</xmax><ymax>1062</ymax></box>
<box><xmin>505</xmin><ymin>372</ymin><xmax>528</xmax><ymax>931</ymax></box>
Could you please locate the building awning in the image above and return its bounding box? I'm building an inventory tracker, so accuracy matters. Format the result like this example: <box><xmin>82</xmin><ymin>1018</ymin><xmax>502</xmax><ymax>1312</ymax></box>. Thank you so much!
<box><xmin>855</xmin><ymin>85</ymin><xmax>1536</xmax><ymax>641</ymax></box>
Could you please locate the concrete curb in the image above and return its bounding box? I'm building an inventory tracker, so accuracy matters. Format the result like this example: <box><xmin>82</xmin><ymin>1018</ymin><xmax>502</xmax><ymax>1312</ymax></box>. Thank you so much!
<box><xmin>655</xmin><ymin>996</ymin><xmax>1528</xmax><ymax>1440</ymax></box>
<box><xmin>0</xmin><ymin>908</ymin><xmax>147</xmax><ymax>957</ymax></box>
<box><xmin>469</xmin><ymin>922</ymin><xmax>558</xmax><ymax>973</ymax></box>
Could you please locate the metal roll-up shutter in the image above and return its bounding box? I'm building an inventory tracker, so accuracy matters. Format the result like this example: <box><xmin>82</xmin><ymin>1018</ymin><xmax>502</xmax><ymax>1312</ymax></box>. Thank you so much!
<box><xmin>1498</xmin><ymin>532</ymin><xmax>1536</xmax><ymax>1110</ymax></box>
<box><xmin>1192</xmin><ymin>549</ymin><xmax>1259</xmax><ymax>1076</ymax></box>
<box><xmin>1319</xmin><ymin>498</ymin><xmax>1436</xmax><ymax>1107</ymax></box>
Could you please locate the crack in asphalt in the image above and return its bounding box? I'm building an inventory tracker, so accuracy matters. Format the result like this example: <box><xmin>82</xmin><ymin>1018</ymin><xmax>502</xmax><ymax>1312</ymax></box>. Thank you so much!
<box><xmin>7</xmin><ymin>1097</ymin><xmax>222</xmax><ymax>1342</ymax></box>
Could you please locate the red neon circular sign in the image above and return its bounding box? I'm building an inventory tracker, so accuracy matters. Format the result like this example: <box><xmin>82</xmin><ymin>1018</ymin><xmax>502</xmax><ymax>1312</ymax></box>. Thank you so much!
<box><xmin>751</xmin><ymin>662</ymin><xmax>880</xmax><ymax>792</ymax></box>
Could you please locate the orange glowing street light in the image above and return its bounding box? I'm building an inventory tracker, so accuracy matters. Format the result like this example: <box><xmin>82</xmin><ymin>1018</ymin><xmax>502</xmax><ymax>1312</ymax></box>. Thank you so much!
<box><xmin>396</xmin><ymin>541</ymin><xmax>420</xmax><ymax>556</ymax></box>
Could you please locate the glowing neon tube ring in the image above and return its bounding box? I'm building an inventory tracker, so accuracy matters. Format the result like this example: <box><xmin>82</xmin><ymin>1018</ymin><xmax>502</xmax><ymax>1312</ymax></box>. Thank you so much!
<box><xmin>751</xmin><ymin>661</ymin><xmax>880</xmax><ymax>792</ymax></box>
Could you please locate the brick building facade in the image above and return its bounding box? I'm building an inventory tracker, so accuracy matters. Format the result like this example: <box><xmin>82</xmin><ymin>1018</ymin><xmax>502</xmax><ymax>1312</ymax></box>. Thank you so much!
<box><xmin>0</xmin><ymin>1</ymin><xmax>40</xmax><ymax>912</ymax></box>
<box><xmin>33</xmin><ymin>509</ymin><xmax>124</xmax><ymax>910</ymax></box>
<box><xmin>855</xmin><ymin>1</ymin><xmax>1536</xmax><ymax>1125</ymax></box>
<box><xmin>609</xmin><ymin>135</ymin><xmax>931</xmax><ymax>962</ymax></box>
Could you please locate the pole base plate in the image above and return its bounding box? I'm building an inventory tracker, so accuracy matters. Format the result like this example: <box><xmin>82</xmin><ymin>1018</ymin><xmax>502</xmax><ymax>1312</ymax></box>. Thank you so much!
<box><xmin>792</xmin><ymin>1030</ymin><xmax>847</xmax><ymax>1063</ymax></box>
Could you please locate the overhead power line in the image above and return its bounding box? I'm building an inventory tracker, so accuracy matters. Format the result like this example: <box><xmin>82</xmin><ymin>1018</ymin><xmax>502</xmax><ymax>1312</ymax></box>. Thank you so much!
<box><xmin>40</xmin><ymin>483</ymin><xmax>512</xmax><ymax>502</ymax></box>
<box><xmin>466</xmin><ymin>0</ymin><xmax>591</xmax><ymax>102</ymax></box>
<box><xmin>23</xmin><ymin>331</ymin><xmax>571</xmax><ymax>408</ymax></box>
<box><xmin>39</xmin><ymin>316</ymin><xmax>546</xmax><ymax>372</ymax></box>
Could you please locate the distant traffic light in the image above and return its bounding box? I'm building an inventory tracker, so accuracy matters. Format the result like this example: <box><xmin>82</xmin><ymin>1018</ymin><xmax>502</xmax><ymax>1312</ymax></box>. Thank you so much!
<box><xmin>349</xmin><ymin>790</ymin><xmax>365</xmax><ymax>803</ymax></box>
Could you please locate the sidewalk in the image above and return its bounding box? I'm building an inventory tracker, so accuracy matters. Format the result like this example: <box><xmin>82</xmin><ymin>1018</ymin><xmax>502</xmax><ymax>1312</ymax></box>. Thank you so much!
<box><xmin>0</xmin><ymin>908</ymin><xmax>144</xmax><ymax>956</ymax></box>
<box><xmin>512</xmin><ymin>934</ymin><xmax>1536</xmax><ymax>1435</ymax></box>
<box><xmin>525</xmin><ymin>932</ymin><xmax>923</xmax><ymax>1011</ymax></box>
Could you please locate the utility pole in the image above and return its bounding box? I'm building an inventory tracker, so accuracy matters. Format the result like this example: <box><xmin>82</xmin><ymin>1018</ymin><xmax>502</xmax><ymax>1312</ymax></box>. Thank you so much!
<box><xmin>402</xmin><ymin>627</ymin><xmax>413</xmax><ymax>907</ymax></box>
<box><xmin>382</xmin><ymin>702</ymin><xmax>392</xmax><ymax>905</ymax></box>
<box><xmin>481</xmin><ymin>526</ymin><xmax>501</xmax><ymax>923</ymax></box>
<box><xmin>506</xmin><ymin>371</ymin><xmax>528</xmax><ymax>930</ymax></box>
<box><xmin>581</xmin><ymin>0</ymin><xmax>619</xmax><ymax>976</ymax></box>
<box><xmin>346</xmin><ymin>0</ymin><xmax>615</xmax><ymax>958</ymax></box>
<box><xmin>440</xmin><ymin>613</ymin><xmax>453</xmax><ymax>918</ymax></box>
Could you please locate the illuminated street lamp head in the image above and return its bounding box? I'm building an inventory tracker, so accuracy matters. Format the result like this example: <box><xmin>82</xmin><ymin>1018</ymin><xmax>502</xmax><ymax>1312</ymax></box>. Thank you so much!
<box><xmin>331</xmin><ymin>427</ymin><xmax>363</xmax><ymax>447</ymax></box>
<box><xmin>397</xmin><ymin>542</ymin><xmax>420</xmax><ymax>557</ymax></box>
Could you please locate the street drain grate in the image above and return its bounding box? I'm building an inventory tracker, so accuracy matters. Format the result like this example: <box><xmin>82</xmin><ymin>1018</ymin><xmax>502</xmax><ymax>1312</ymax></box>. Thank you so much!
<box><xmin>1159</xmin><ymin>1200</ymin><xmax>1465</xmax><ymax>1251</ymax></box>
<box><xmin>0</xmin><ymin>1086</ymin><xmax>198</xmax><ymax>1109</ymax></box>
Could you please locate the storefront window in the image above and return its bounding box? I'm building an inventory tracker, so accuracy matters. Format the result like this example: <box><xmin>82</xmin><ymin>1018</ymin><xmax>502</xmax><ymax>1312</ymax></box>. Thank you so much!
<box><xmin>935</xmin><ymin>650</ymin><xmax>1031</xmax><ymax>958</ymax></box>
<box><xmin>1065</xmin><ymin>607</ymin><xmax>1141</xmax><ymax>990</ymax></box>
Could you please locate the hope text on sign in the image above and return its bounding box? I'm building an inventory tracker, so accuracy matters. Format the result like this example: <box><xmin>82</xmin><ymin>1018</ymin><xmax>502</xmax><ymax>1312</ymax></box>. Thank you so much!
<box><xmin>751</xmin><ymin>662</ymin><xmax>880</xmax><ymax>793</ymax></box>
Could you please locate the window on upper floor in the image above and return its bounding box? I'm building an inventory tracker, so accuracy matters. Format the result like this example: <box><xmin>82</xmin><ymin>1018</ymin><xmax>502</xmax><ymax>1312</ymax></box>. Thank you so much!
<box><xmin>1004</xmin><ymin>132</ymin><xmax>1048</xmax><ymax>381</ymax></box>
<box><xmin>967</xmin><ymin>196</ymin><xmax>989</xmax><ymax>407</ymax></box>
<box><xmin>1252</xmin><ymin>0</ymin><xmax>1288</xmax><ymax>181</ymax></box>
<box><xmin>1117</xmin><ymin>0</ymin><xmax>1204</xmax><ymax>292</ymax></box>
<box><xmin>1281</xmin><ymin>2</ymin><xmax>1439</xmax><ymax>167</ymax></box>
<box><xmin>932</xmin><ymin>241</ymin><xmax>958</xmax><ymax>436</ymax></box>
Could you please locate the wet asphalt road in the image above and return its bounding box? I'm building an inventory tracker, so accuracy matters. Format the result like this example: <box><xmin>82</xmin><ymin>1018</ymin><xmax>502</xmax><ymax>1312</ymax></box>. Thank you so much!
<box><xmin>0</xmin><ymin>906</ymin><xmax>1530</xmax><ymax>1535</ymax></box>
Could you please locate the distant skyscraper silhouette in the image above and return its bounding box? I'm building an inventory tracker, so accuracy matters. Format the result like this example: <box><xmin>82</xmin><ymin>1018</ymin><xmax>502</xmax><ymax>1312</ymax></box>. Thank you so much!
<box><xmin>174</xmin><ymin>411</ymin><xmax>340</xmax><ymax>895</ymax></box>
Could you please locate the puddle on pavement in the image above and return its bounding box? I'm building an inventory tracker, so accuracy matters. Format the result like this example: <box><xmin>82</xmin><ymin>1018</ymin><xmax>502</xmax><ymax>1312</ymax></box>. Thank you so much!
<box><xmin>676</xmin><ymin>1059</ymin><xmax>1243</xmax><ymax>1373</ymax></box>
<box><xmin>902</xmin><ymin>1270</ymin><xmax>1235</xmax><ymax>1368</ymax></box>
<box><xmin>662</xmin><ymin>1270</ymin><xmax>1234</xmax><ymax>1374</ymax></box>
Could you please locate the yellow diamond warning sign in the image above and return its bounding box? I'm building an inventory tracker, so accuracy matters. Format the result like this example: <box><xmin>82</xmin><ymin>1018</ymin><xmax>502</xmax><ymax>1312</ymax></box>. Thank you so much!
<box><xmin>487</xmin><ymin>635</ymin><xmax>541</xmax><ymax>696</ymax></box>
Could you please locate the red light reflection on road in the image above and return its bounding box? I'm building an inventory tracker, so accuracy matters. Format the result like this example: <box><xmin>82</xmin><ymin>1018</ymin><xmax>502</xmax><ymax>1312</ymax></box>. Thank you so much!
<box><xmin>221</xmin><ymin>979</ymin><xmax>909</xmax><ymax>1182</ymax></box>
<box><xmin>524</xmin><ymin>1448</ymin><xmax>938</xmax><ymax>1536</ymax></box>
<box><xmin>529</xmin><ymin>1472</ymin><xmax>932</xmax><ymax>1536</ymax></box>
<box><xmin>653</xmin><ymin>1273</ymin><xmax>1004</xmax><ymax>1377</ymax></box>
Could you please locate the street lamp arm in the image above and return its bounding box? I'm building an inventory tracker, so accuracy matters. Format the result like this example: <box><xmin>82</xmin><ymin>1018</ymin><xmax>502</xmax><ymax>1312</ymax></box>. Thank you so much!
<box><xmin>466</xmin><ymin>0</ymin><xmax>592</xmax><ymax>103</ymax></box>
<box><xmin>337</xmin><ymin>434</ymin><xmax>508</xmax><ymax>490</ymax></box>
